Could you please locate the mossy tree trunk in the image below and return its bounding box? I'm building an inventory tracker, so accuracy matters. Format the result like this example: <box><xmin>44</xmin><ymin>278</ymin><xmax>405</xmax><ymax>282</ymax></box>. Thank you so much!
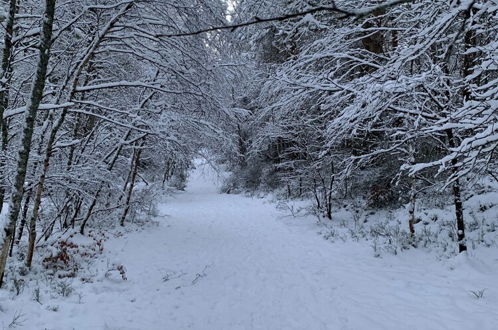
<box><xmin>0</xmin><ymin>0</ymin><xmax>57</xmax><ymax>286</ymax></box>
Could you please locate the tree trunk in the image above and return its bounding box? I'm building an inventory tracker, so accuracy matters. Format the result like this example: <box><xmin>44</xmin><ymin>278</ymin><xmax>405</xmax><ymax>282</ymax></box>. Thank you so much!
<box><xmin>0</xmin><ymin>0</ymin><xmax>57</xmax><ymax>286</ymax></box>
<box><xmin>79</xmin><ymin>189</ymin><xmax>100</xmax><ymax>235</ymax></box>
<box><xmin>407</xmin><ymin>145</ymin><xmax>416</xmax><ymax>236</ymax></box>
<box><xmin>326</xmin><ymin>162</ymin><xmax>334</xmax><ymax>221</ymax></box>
<box><xmin>16</xmin><ymin>192</ymin><xmax>32</xmax><ymax>245</ymax></box>
<box><xmin>70</xmin><ymin>198</ymin><xmax>82</xmax><ymax>229</ymax></box>
<box><xmin>0</xmin><ymin>0</ymin><xmax>18</xmax><ymax>215</ymax></box>
<box><xmin>26</xmin><ymin>153</ymin><xmax>51</xmax><ymax>267</ymax></box>
<box><xmin>408</xmin><ymin>188</ymin><xmax>416</xmax><ymax>235</ymax></box>
<box><xmin>446</xmin><ymin>128</ymin><xmax>466</xmax><ymax>253</ymax></box>
<box><xmin>120</xmin><ymin>145</ymin><xmax>143</xmax><ymax>226</ymax></box>
<box><xmin>79</xmin><ymin>129</ymin><xmax>140</xmax><ymax>235</ymax></box>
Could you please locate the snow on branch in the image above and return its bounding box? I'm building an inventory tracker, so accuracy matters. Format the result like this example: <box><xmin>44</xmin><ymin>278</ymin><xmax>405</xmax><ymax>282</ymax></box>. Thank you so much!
<box><xmin>156</xmin><ymin>0</ymin><xmax>415</xmax><ymax>38</ymax></box>
<box><xmin>74</xmin><ymin>81</ymin><xmax>201</xmax><ymax>96</ymax></box>
<box><xmin>3</xmin><ymin>102</ymin><xmax>74</xmax><ymax>119</ymax></box>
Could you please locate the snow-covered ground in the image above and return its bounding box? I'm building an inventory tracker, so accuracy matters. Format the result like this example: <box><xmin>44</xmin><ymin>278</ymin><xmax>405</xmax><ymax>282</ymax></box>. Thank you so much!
<box><xmin>1</xmin><ymin>163</ymin><xmax>498</xmax><ymax>329</ymax></box>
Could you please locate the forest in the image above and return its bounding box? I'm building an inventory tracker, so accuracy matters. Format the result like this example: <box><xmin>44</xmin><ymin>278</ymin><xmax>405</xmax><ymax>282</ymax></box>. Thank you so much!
<box><xmin>0</xmin><ymin>0</ymin><xmax>497</xmax><ymax>329</ymax></box>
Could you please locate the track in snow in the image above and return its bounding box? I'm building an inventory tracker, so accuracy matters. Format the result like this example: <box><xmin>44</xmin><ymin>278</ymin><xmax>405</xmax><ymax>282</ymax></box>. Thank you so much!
<box><xmin>23</xmin><ymin>162</ymin><xmax>498</xmax><ymax>329</ymax></box>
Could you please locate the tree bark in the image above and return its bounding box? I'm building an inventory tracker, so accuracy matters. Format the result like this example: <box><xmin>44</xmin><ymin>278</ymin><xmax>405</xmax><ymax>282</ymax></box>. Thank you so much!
<box><xmin>446</xmin><ymin>128</ymin><xmax>467</xmax><ymax>253</ymax></box>
<box><xmin>26</xmin><ymin>153</ymin><xmax>51</xmax><ymax>267</ymax></box>
<box><xmin>16</xmin><ymin>192</ymin><xmax>32</xmax><ymax>245</ymax></box>
<box><xmin>0</xmin><ymin>0</ymin><xmax>18</xmax><ymax>215</ymax></box>
<box><xmin>79</xmin><ymin>188</ymin><xmax>100</xmax><ymax>235</ymax></box>
<box><xmin>407</xmin><ymin>145</ymin><xmax>416</xmax><ymax>236</ymax></box>
<box><xmin>408</xmin><ymin>188</ymin><xmax>416</xmax><ymax>235</ymax></box>
<box><xmin>120</xmin><ymin>145</ymin><xmax>143</xmax><ymax>227</ymax></box>
<box><xmin>0</xmin><ymin>0</ymin><xmax>57</xmax><ymax>286</ymax></box>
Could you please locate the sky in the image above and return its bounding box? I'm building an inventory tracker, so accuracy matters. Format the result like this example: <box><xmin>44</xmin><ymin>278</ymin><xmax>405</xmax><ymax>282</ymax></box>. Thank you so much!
<box><xmin>225</xmin><ymin>0</ymin><xmax>236</xmax><ymax>21</ymax></box>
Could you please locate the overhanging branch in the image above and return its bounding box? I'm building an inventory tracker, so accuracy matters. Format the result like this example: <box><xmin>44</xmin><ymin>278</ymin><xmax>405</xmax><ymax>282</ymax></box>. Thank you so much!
<box><xmin>157</xmin><ymin>0</ymin><xmax>414</xmax><ymax>38</ymax></box>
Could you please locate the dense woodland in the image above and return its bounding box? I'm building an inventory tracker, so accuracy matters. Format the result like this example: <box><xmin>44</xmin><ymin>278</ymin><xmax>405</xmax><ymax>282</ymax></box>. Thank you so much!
<box><xmin>222</xmin><ymin>0</ymin><xmax>498</xmax><ymax>254</ymax></box>
<box><xmin>0</xmin><ymin>0</ymin><xmax>497</xmax><ymax>287</ymax></box>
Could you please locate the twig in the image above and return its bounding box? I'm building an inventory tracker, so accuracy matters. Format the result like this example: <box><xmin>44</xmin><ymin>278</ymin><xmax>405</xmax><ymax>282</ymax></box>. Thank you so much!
<box><xmin>191</xmin><ymin>265</ymin><xmax>209</xmax><ymax>285</ymax></box>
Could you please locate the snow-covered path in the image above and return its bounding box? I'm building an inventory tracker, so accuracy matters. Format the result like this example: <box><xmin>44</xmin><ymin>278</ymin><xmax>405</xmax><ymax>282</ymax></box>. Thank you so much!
<box><xmin>15</xmin><ymin>164</ymin><xmax>498</xmax><ymax>329</ymax></box>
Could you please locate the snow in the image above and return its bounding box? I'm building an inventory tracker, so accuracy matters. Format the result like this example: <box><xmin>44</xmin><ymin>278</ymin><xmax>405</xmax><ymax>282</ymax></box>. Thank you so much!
<box><xmin>0</xmin><ymin>203</ymin><xmax>8</xmax><ymax>245</ymax></box>
<box><xmin>1</xmin><ymin>163</ymin><xmax>498</xmax><ymax>329</ymax></box>
<box><xmin>2</xmin><ymin>103</ymin><xmax>74</xmax><ymax>120</ymax></box>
